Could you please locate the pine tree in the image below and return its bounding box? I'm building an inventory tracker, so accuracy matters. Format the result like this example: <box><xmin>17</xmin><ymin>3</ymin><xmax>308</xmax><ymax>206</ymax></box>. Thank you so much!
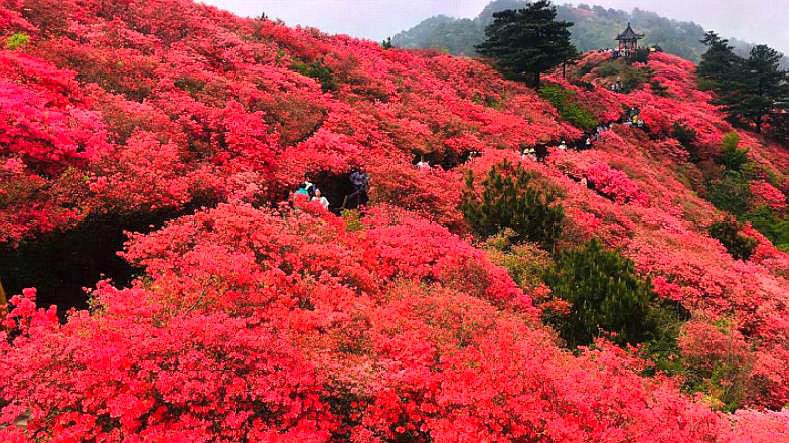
<box><xmin>543</xmin><ymin>239</ymin><xmax>657</xmax><ymax>347</ymax></box>
<box><xmin>475</xmin><ymin>0</ymin><xmax>578</xmax><ymax>88</ymax></box>
<box><xmin>718</xmin><ymin>45</ymin><xmax>789</xmax><ymax>132</ymax></box>
<box><xmin>700</xmin><ymin>33</ymin><xmax>789</xmax><ymax>132</ymax></box>
<box><xmin>461</xmin><ymin>161</ymin><xmax>565</xmax><ymax>250</ymax></box>
<box><xmin>697</xmin><ymin>31</ymin><xmax>739</xmax><ymax>85</ymax></box>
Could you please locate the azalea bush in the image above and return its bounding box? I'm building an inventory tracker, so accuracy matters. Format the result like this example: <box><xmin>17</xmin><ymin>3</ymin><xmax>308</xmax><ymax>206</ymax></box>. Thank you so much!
<box><xmin>0</xmin><ymin>0</ymin><xmax>787</xmax><ymax>438</ymax></box>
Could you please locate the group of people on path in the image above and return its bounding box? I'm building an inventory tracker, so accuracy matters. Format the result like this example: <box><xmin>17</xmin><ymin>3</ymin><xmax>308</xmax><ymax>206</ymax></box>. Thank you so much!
<box><xmin>413</xmin><ymin>108</ymin><xmax>644</xmax><ymax>170</ymax></box>
<box><xmin>291</xmin><ymin>170</ymin><xmax>369</xmax><ymax>212</ymax></box>
<box><xmin>520</xmin><ymin>118</ymin><xmax>624</xmax><ymax>163</ymax></box>
<box><xmin>293</xmin><ymin>181</ymin><xmax>330</xmax><ymax>209</ymax></box>
<box><xmin>609</xmin><ymin>78</ymin><xmax>625</xmax><ymax>92</ymax></box>
<box><xmin>622</xmin><ymin>107</ymin><xmax>645</xmax><ymax>128</ymax></box>
<box><xmin>413</xmin><ymin>150</ymin><xmax>482</xmax><ymax>172</ymax></box>
<box><xmin>521</xmin><ymin>140</ymin><xmax>569</xmax><ymax>163</ymax></box>
<box><xmin>521</xmin><ymin>144</ymin><xmax>550</xmax><ymax>162</ymax></box>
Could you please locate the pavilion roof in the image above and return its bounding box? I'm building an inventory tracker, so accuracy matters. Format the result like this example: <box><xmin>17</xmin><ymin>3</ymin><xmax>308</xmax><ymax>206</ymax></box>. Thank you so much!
<box><xmin>616</xmin><ymin>23</ymin><xmax>644</xmax><ymax>41</ymax></box>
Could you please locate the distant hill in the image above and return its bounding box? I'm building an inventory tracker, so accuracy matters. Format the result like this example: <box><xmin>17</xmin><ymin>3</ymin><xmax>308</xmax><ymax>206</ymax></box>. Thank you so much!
<box><xmin>392</xmin><ymin>0</ymin><xmax>788</xmax><ymax>66</ymax></box>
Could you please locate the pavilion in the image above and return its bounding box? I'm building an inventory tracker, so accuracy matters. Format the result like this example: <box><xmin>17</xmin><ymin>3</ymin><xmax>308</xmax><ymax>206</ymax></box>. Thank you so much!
<box><xmin>614</xmin><ymin>23</ymin><xmax>644</xmax><ymax>57</ymax></box>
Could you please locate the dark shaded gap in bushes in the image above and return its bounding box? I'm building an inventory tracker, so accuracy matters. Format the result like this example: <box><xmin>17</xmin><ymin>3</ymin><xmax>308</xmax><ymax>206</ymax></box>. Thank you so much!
<box><xmin>0</xmin><ymin>200</ymin><xmax>216</xmax><ymax>318</ymax></box>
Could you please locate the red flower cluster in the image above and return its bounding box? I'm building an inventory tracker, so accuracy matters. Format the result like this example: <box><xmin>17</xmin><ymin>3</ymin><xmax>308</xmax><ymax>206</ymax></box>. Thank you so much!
<box><xmin>0</xmin><ymin>0</ymin><xmax>787</xmax><ymax>439</ymax></box>
<box><xmin>0</xmin><ymin>206</ymin><xmax>748</xmax><ymax>441</ymax></box>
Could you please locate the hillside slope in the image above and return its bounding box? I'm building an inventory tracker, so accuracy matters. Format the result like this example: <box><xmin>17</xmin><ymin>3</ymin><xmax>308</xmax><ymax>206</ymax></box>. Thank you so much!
<box><xmin>0</xmin><ymin>0</ymin><xmax>788</xmax><ymax>441</ymax></box>
<box><xmin>392</xmin><ymin>0</ymin><xmax>788</xmax><ymax>66</ymax></box>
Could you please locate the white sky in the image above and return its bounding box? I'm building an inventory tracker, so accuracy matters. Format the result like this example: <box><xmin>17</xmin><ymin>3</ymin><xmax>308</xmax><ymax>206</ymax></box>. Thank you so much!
<box><xmin>201</xmin><ymin>0</ymin><xmax>789</xmax><ymax>54</ymax></box>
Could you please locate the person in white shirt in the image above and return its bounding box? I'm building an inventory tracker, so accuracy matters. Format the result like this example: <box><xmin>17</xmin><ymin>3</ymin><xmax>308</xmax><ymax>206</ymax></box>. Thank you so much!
<box><xmin>416</xmin><ymin>156</ymin><xmax>431</xmax><ymax>171</ymax></box>
<box><xmin>312</xmin><ymin>188</ymin><xmax>330</xmax><ymax>209</ymax></box>
<box><xmin>558</xmin><ymin>140</ymin><xmax>567</xmax><ymax>151</ymax></box>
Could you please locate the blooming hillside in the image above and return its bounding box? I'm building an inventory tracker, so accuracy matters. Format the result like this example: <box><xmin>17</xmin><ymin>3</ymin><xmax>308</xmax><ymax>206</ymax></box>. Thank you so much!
<box><xmin>0</xmin><ymin>0</ymin><xmax>787</xmax><ymax>441</ymax></box>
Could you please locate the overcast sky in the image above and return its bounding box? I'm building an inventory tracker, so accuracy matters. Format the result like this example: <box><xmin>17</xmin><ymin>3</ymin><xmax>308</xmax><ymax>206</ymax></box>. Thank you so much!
<box><xmin>202</xmin><ymin>1</ymin><xmax>789</xmax><ymax>54</ymax></box>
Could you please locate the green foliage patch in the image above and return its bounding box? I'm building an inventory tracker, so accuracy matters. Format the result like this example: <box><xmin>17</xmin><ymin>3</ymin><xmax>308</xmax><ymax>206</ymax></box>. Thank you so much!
<box><xmin>538</xmin><ymin>83</ymin><xmax>599</xmax><ymax>131</ymax></box>
<box><xmin>745</xmin><ymin>206</ymin><xmax>789</xmax><ymax>252</ymax></box>
<box><xmin>291</xmin><ymin>60</ymin><xmax>337</xmax><ymax>92</ymax></box>
<box><xmin>706</xmin><ymin>171</ymin><xmax>752</xmax><ymax>217</ymax></box>
<box><xmin>543</xmin><ymin>239</ymin><xmax>679</xmax><ymax>348</ymax></box>
<box><xmin>595</xmin><ymin>59</ymin><xmax>651</xmax><ymax>92</ymax></box>
<box><xmin>708</xmin><ymin>218</ymin><xmax>757</xmax><ymax>260</ymax></box>
<box><xmin>671</xmin><ymin>122</ymin><xmax>699</xmax><ymax>162</ymax></box>
<box><xmin>5</xmin><ymin>32</ymin><xmax>29</xmax><ymax>50</ymax></box>
<box><xmin>461</xmin><ymin>161</ymin><xmax>565</xmax><ymax>251</ymax></box>
<box><xmin>716</xmin><ymin>132</ymin><xmax>749</xmax><ymax>172</ymax></box>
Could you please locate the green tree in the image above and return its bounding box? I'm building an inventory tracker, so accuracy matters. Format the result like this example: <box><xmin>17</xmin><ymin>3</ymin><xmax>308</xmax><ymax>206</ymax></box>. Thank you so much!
<box><xmin>543</xmin><ymin>239</ymin><xmax>658</xmax><ymax>347</ymax></box>
<box><xmin>708</xmin><ymin>218</ymin><xmax>757</xmax><ymax>260</ymax></box>
<box><xmin>718</xmin><ymin>45</ymin><xmax>789</xmax><ymax>132</ymax></box>
<box><xmin>461</xmin><ymin>161</ymin><xmax>565</xmax><ymax>250</ymax></box>
<box><xmin>697</xmin><ymin>31</ymin><xmax>739</xmax><ymax>86</ymax></box>
<box><xmin>716</xmin><ymin>132</ymin><xmax>749</xmax><ymax>172</ymax></box>
<box><xmin>475</xmin><ymin>1</ymin><xmax>578</xmax><ymax>88</ymax></box>
<box><xmin>706</xmin><ymin>171</ymin><xmax>752</xmax><ymax>217</ymax></box>
<box><xmin>701</xmin><ymin>37</ymin><xmax>789</xmax><ymax>133</ymax></box>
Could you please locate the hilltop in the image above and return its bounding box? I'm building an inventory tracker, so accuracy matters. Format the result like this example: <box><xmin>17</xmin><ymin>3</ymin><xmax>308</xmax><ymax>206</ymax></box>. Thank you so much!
<box><xmin>0</xmin><ymin>0</ymin><xmax>788</xmax><ymax>441</ymax></box>
<box><xmin>392</xmin><ymin>0</ymin><xmax>789</xmax><ymax>66</ymax></box>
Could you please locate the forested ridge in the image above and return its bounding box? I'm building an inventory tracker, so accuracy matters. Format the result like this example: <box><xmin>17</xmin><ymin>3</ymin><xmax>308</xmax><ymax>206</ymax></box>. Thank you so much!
<box><xmin>393</xmin><ymin>0</ymin><xmax>789</xmax><ymax>67</ymax></box>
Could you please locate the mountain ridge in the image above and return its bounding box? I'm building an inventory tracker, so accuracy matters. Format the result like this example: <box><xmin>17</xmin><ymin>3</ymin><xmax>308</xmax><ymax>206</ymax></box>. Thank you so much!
<box><xmin>392</xmin><ymin>0</ymin><xmax>789</xmax><ymax>67</ymax></box>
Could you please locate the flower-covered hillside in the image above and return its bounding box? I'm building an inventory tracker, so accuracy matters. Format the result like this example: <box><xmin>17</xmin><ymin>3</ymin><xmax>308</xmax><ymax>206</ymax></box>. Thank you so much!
<box><xmin>1</xmin><ymin>0</ymin><xmax>788</xmax><ymax>440</ymax></box>
<box><xmin>0</xmin><ymin>0</ymin><xmax>578</xmax><ymax>244</ymax></box>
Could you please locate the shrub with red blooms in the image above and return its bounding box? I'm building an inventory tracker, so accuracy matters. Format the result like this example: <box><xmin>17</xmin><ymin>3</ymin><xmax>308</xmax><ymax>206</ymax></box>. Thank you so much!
<box><xmin>751</xmin><ymin>180</ymin><xmax>787</xmax><ymax>212</ymax></box>
<box><xmin>580</xmin><ymin>161</ymin><xmax>649</xmax><ymax>205</ymax></box>
<box><xmin>0</xmin><ymin>288</ymin><xmax>336</xmax><ymax>442</ymax></box>
<box><xmin>0</xmin><ymin>210</ymin><xmax>749</xmax><ymax>442</ymax></box>
<box><xmin>0</xmin><ymin>0</ymin><xmax>788</xmax><ymax>439</ymax></box>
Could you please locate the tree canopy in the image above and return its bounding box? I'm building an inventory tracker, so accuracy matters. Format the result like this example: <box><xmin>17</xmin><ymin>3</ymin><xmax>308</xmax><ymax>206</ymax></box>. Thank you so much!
<box><xmin>699</xmin><ymin>33</ymin><xmax>789</xmax><ymax>132</ymax></box>
<box><xmin>476</xmin><ymin>0</ymin><xmax>578</xmax><ymax>87</ymax></box>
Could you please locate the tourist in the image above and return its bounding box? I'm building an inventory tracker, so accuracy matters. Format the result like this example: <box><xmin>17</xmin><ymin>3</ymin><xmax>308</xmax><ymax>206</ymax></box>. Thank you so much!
<box><xmin>294</xmin><ymin>182</ymin><xmax>311</xmax><ymax>197</ymax></box>
<box><xmin>416</xmin><ymin>156</ymin><xmax>431</xmax><ymax>171</ymax></box>
<box><xmin>348</xmin><ymin>170</ymin><xmax>369</xmax><ymax>206</ymax></box>
<box><xmin>312</xmin><ymin>188</ymin><xmax>330</xmax><ymax>209</ymax></box>
<box><xmin>521</xmin><ymin>147</ymin><xmax>536</xmax><ymax>161</ymax></box>
<box><xmin>558</xmin><ymin>140</ymin><xmax>567</xmax><ymax>151</ymax></box>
